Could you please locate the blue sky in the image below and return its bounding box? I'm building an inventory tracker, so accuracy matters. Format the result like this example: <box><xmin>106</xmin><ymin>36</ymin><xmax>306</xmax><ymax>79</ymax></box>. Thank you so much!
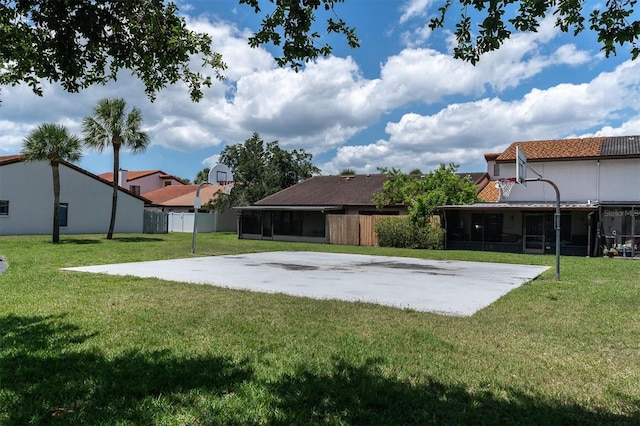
<box><xmin>2</xmin><ymin>0</ymin><xmax>640</xmax><ymax>182</ymax></box>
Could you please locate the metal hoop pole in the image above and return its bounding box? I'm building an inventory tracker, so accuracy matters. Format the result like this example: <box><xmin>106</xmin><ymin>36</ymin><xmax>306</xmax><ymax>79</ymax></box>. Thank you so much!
<box><xmin>528</xmin><ymin>178</ymin><xmax>561</xmax><ymax>281</ymax></box>
<box><xmin>192</xmin><ymin>182</ymin><xmax>212</xmax><ymax>254</ymax></box>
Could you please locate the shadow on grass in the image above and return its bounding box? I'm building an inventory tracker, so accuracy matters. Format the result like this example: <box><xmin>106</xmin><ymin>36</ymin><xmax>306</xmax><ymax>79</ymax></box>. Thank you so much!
<box><xmin>2</xmin><ymin>315</ymin><xmax>637</xmax><ymax>425</ymax></box>
<box><xmin>266</xmin><ymin>358</ymin><xmax>639</xmax><ymax>425</ymax></box>
<box><xmin>112</xmin><ymin>237</ymin><xmax>166</xmax><ymax>243</ymax></box>
<box><xmin>0</xmin><ymin>314</ymin><xmax>252</xmax><ymax>424</ymax></box>
<box><xmin>61</xmin><ymin>239</ymin><xmax>103</xmax><ymax>245</ymax></box>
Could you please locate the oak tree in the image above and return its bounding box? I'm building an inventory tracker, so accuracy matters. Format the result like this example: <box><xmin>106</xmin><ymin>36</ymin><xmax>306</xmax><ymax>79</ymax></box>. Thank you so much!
<box><xmin>211</xmin><ymin>132</ymin><xmax>320</xmax><ymax>210</ymax></box>
<box><xmin>374</xmin><ymin>163</ymin><xmax>478</xmax><ymax>226</ymax></box>
<box><xmin>430</xmin><ymin>0</ymin><xmax>640</xmax><ymax>63</ymax></box>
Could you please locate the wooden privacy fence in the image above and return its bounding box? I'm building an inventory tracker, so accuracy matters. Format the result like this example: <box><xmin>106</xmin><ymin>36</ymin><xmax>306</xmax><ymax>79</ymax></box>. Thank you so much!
<box><xmin>328</xmin><ymin>214</ymin><xmax>441</xmax><ymax>246</ymax></box>
<box><xmin>327</xmin><ymin>214</ymin><xmax>389</xmax><ymax>246</ymax></box>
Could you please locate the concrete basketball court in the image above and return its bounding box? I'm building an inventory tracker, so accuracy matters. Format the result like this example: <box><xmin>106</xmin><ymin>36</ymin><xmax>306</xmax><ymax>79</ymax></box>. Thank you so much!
<box><xmin>63</xmin><ymin>251</ymin><xmax>549</xmax><ymax>316</ymax></box>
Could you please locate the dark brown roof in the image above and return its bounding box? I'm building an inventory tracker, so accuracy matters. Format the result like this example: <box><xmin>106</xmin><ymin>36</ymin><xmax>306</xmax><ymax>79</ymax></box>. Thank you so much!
<box><xmin>458</xmin><ymin>172</ymin><xmax>487</xmax><ymax>184</ymax></box>
<box><xmin>0</xmin><ymin>155</ymin><xmax>23</xmax><ymax>165</ymax></box>
<box><xmin>255</xmin><ymin>174</ymin><xmax>389</xmax><ymax>206</ymax></box>
<box><xmin>600</xmin><ymin>136</ymin><xmax>640</xmax><ymax>156</ymax></box>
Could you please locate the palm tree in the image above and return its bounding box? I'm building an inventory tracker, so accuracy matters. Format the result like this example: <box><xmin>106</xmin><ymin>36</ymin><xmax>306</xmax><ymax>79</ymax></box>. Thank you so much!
<box><xmin>21</xmin><ymin>123</ymin><xmax>82</xmax><ymax>243</ymax></box>
<box><xmin>83</xmin><ymin>98</ymin><xmax>148</xmax><ymax>239</ymax></box>
<box><xmin>194</xmin><ymin>167</ymin><xmax>211</xmax><ymax>184</ymax></box>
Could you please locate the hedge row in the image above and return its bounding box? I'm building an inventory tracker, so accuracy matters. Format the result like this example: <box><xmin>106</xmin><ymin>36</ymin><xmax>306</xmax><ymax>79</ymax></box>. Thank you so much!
<box><xmin>374</xmin><ymin>217</ymin><xmax>444</xmax><ymax>249</ymax></box>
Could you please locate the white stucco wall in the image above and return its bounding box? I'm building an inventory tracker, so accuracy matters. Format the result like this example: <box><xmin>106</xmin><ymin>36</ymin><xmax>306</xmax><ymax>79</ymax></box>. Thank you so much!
<box><xmin>0</xmin><ymin>160</ymin><xmax>144</xmax><ymax>235</ymax></box>
<box><xmin>497</xmin><ymin>158</ymin><xmax>640</xmax><ymax>203</ymax></box>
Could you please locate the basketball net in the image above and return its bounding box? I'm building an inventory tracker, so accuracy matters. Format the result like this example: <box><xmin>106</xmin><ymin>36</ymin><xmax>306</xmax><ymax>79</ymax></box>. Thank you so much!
<box><xmin>220</xmin><ymin>181</ymin><xmax>234</xmax><ymax>195</ymax></box>
<box><xmin>496</xmin><ymin>178</ymin><xmax>517</xmax><ymax>198</ymax></box>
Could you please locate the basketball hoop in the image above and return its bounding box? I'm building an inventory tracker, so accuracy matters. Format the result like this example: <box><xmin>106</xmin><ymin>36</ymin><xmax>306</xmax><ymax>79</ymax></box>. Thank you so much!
<box><xmin>220</xmin><ymin>181</ymin><xmax>234</xmax><ymax>195</ymax></box>
<box><xmin>496</xmin><ymin>178</ymin><xmax>518</xmax><ymax>198</ymax></box>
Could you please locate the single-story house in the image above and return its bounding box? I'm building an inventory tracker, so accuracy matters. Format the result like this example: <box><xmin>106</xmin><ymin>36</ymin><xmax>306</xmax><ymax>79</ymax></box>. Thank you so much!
<box><xmin>236</xmin><ymin>174</ymin><xmax>409</xmax><ymax>244</ymax></box>
<box><xmin>0</xmin><ymin>155</ymin><xmax>147</xmax><ymax>235</ymax></box>
<box><xmin>236</xmin><ymin>172</ymin><xmax>490</xmax><ymax>245</ymax></box>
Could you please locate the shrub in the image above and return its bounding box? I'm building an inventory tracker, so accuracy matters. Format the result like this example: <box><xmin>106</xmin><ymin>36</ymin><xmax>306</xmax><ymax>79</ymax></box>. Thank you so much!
<box><xmin>375</xmin><ymin>217</ymin><xmax>444</xmax><ymax>249</ymax></box>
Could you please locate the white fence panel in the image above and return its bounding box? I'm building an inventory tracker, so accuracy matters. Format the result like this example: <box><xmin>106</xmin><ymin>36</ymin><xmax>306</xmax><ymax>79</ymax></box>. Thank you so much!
<box><xmin>168</xmin><ymin>212</ymin><xmax>217</xmax><ymax>233</ymax></box>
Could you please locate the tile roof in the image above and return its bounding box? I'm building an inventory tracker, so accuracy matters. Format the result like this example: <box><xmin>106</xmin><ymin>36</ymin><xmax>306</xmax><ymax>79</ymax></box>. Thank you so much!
<box><xmin>144</xmin><ymin>184</ymin><xmax>224</xmax><ymax>206</ymax></box>
<box><xmin>478</xmin><ymin>180</ymin><xmax>500</xmax><ymax>203</ymax></box>
<box><xmin>255</xmin><ymin>174</ymin><xmax>390</xmax><ymax>206</ymax></box>
<box><xmin>495</xmin><ymin>135</ymin><xmax>640</xmax><ymax>162</ymax></box>
<box><xmin>496</xmin><ymin>137</ymin><xmax>605</xmax><ymax>161</ymax></box>
<box><xmin>99</xmin><ymin>170</ymin><xmax>181</xmax><ymax>182</ymax></box>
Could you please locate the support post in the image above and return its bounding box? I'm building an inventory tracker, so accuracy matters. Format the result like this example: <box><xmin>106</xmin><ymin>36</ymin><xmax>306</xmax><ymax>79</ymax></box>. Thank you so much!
<box><xmin>191</xmin><ymin>182</ymin><xmax>211</xmax><ymax>254</ymax></box>
<box><xmin>528</xmin><ymin>178</ymin><xmax>561</xmax><ymax>280</ymax></box>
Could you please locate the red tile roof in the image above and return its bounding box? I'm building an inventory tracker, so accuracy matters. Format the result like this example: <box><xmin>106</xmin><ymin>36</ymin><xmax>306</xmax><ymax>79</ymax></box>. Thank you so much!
<box><xmin>496</xmin><ymin>137</ymin><xmax>605</xmax><ymax>162</ymax></box>
<box><xmin>99</xmin><ymin>170</ymin><xmax>182</xmax><ymax>182</ymax></box>
<box><xmin>478</xmin><ymin>181</ymin><xmax>500</xmax><ymax>202</ymax></box>
<box><xmin>144</xmin><ymin>185</ymin><xmax>199</xmax><ymax>204</ymax></box>
<box><xmin>144</xmin><ymin>184</ymin><xmax>224</xmax><ymax>206</ymax></box>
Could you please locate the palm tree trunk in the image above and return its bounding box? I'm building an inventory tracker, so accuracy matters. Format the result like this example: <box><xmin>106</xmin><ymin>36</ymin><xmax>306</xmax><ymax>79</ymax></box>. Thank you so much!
<box><xmin>107</xmin><ymin>143</ymin><xmax>120</xmax><ymax>239</ymax></box>
<box><xmin>51</xmin><ymin>161</ymin><xmax>61</xmax><ymax>243</ymax></box>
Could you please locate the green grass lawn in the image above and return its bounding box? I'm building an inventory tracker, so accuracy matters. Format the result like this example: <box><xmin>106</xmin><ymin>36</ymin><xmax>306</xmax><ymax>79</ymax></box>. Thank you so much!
<box><xmin>1</xmin><ymin>233</ymin><xmax>639</xmax><ymax>425</ymax></box>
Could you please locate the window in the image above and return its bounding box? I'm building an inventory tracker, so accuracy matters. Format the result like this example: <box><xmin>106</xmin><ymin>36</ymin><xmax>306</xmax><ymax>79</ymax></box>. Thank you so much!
<box><xmin>59</xmin><ymin>203</ymin><xmax>68</xmax><ymax>227</ymax></box>
<box><xmin>129</xmin><ymin>185</ymin><xmax>141</xmax><ymax>195</ymax></box>
<box><xmin>0</xmin><ymin>200</ymin><xmax>8</xmax><ymax>215</ymax></box>
<box><xmin>241</xmin><ymin>211</ymin><xmax>262</xmax><ymax>234</ymax></box>
<box><xmin>164</xmin><ymin>181</ymin><xmax>172</xmax><ymax>186</ymax></box>
<box><xmin>471</xmin><ymin>213</ymin><xmax>503</xmax><ymax>242</ymax></box>
<box><xmin>493</xmin><ymin>163</ymin><xmax>500</xmax><ymax>177</ymax></box>
<box><xmin>273</xmin><ymin>211</ymin><xmax>302</xmax><ymax>236</ymax></box>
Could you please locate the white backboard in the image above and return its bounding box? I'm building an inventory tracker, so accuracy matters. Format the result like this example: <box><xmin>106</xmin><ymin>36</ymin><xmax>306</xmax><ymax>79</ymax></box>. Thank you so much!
<box><xmin>208</xmin><ymin>164</ymin><xmax>234</xmax><ymax>185</ymax></box>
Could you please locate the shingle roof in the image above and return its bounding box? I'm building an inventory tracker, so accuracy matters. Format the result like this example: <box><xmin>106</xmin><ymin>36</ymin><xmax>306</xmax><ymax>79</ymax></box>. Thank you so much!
<box><xmin>255</xmin><ymin>174</ymin><xmax>390</xmax><ymax>206</ymax></box>
<box><xmin>458</xmin><ymin>172</ymin><xmax>487</xmax><ymax>184</ymax></box>
<box><xmin>600</xmin><ymin>136</ymin><xmax>640</xmax><ymax>156</ymax></box>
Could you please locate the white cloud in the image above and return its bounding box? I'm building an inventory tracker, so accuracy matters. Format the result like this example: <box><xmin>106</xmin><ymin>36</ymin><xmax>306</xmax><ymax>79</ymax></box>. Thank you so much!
<box><xmin>0</xmin><ymin>8</ymin><xmax>634</xmax><ymax>181</ymax></box>
<box><xmin>399</xmin><ymin>0</ymin><xmax>432</xmax><ymax>24</ymax></box>
<box><xmin>202</xmin><ymin>154</ymin><xmax>221</xmax><ymax>167</ymax></box>
<box><xmin>322</xmin><ymin>59</ymin><xmax>640</xmax><ymax>174</ymax></box>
